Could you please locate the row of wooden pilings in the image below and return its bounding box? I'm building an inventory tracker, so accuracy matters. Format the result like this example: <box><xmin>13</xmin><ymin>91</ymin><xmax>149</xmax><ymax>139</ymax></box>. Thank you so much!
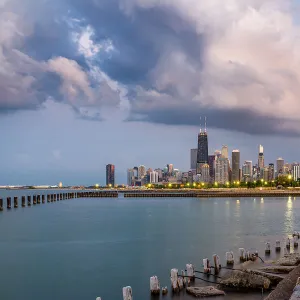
<box><xmin>95</xmin><ymin>233</ymin><xmax>300</xmax><ymax>300</ymax></box>
<box><xmin>0</xmin><ymin>193</ymin><xmax>77</xmax><ymax>210</ymax></box>
<box><xmin>0</xmin><ymin>191</ymin><xmax>120</xmax><ymax>211</ymax></box>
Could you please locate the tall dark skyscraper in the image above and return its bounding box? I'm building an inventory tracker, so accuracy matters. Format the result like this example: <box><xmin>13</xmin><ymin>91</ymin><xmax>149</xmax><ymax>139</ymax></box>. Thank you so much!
<box><xmin>232</xmin><ymin>150</ymin><xmax>240</xmax><ymax>182</ymax></box>
<box><xmin>106</xmin><ymin>164</ymin><xmax>115</xmax><ymax>186</ymax></box>
<box><xmin>208</xmin><ymin>155</ymin><xmax>215</xmax><ymax>180</ymax></box>
<box><xmin>196</xmin><ymin>118</ymin><xmax>209</xmax><ymax>174</ymax></box>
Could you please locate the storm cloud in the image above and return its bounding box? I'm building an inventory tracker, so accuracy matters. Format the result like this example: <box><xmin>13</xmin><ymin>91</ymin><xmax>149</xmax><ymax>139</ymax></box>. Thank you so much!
<box><xmin>1</xmin><ymin>0</ymin><xmax>300</xmax><ymax>135</ymax></box>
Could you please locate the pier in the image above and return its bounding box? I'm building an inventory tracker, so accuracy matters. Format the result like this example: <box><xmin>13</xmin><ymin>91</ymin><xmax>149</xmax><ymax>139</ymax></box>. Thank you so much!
<box><xmin>1</xmin><ymin>189</ymin><xmax>300</xmax><ymax>212</ymax></box>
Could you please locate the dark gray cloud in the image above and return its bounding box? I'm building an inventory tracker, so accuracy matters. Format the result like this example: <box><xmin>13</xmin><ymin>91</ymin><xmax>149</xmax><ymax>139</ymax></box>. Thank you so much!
<box><xmin>128</xmin><ymin>105</ymin><xmax>300</xmax><ymax>137</ymax></box>
<box><xmin>1</xmin><ymin>0</ymin><xmax>300</xmax><ymax>136</ymax></box>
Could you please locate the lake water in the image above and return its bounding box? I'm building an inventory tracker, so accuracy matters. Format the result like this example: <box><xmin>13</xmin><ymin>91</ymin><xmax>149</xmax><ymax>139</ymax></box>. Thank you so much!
<box><xmin>0</xmin><ymin>190</ymin><xmax>299</xmax><ymax>300</ymax></box>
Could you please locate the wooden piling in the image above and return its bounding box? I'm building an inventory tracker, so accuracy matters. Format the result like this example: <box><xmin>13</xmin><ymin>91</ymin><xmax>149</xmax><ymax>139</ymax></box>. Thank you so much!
<box><xmin>276</xmin><ymin>240</ymin><xmax>281</xmax><ymax>252</ymax></box>
<box><xmin>239</xmin><ymin>248</ymin><xmax>246</xmax><ymax>261</ymax></box>
<box><xmin>150</xmin><ymin>276</ymin><xmax>160</xmax><ymax>295</ymax></box>
<box><xmin>122</xmin><ymin>286</ymin><xmax>133</xmax><ymax>300</ymax></box>
<box><xmin>42</xmin><ymin>195</ymin><xmax>45</xmax><ymax>203</ymax></box>
<box><xmin>14</xmin><ymin>197</ymin><xmax>18</xmax><ymax>208</ymax></box>
<box><xmin>170</xmin><ymin>269</ymin><xmax>179</xmax><ymax>292</ymax></box>
<box><xmin>7</xmin><ymin>197</ymin><xmax>11</xmax><ymax>209</ymax></box>
<box><xmin>203</xmin><ymin>258</ymin><xmax>210</xmax><ymax>274</ymax></box>
<box><xmin>265</xmin><ymin>242</ymin><xmax>271</xmax><ymax>254</ymax></box>
<box><xmin>22</xmin><ymin>196</ymin><xmax>26</xmax><ymax>207</ymax></box>
<box><xmin>0</xmin><ymin>198</ymin><xmax>3</xmax><ymax>211</ymax></box>
<box><xmin>54</xmin><ymin>194</ymin><xmax>56</xmax><ymax>202</ymax></box>
<box><xmin>37</xmin><ymin>195</ymin><xmax>41</xmax><ymax>204</ymax></box>
<box><xmin>186</xmin><ymin>264</ymin><xmax>195</xmax><ymax>284</ymax></box>
<box><xmin>47</xmin><ymin>195</ymin><xmax>50</xmax><ymax>203</ymax></box>
<box><xmin>294</xmin><ymin>236</ymin><xmax>298</xmax><ymax>248</ymax></box>
<box><xmin>213</xmin><ymin>254</ymin><xmax>221</xmax><ymax>274</ymax></box>
<box><xmin>56</xmin><ymin>194</ymin><xmax>59</xmax><ymax>201</ymax></box>
<box><xmin>27</xmin><ymin>196</ymin><xmax>31</xmax><ymax>206</ymax></box>
<box><xmin>33</xmin><ymin>195</ymin><xmax>37</xmax><ymax>205</ymax></box>
<box><xmin>226</xmin><ymin>251</ymin><xmax>234</xmax><ymax>265</ymax></box>
<box><xmin>286</xmin><ymin>237</ymin><xmax>291</xmax><ymax>249</ymax></box>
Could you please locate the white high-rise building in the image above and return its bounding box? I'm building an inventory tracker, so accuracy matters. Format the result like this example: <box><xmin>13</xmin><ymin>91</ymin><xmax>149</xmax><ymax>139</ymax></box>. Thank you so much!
<box><xmin>201</xmin><ymin>164</ymin><xmax>210</xmax><ymax>183</ymax></box>
<box><xmin>127</xmin><ymin>169</ymin><xmax>135</xmax><ymax>186</ymax></box>
<box><xmin>221</xmin><ymin>145</ymin><xmax>229</xmax><ymax>159</ymax></box>
<box><xmin>215</xmin><ymin>157</ymin><xmax>229</xmax><ymax>184</ymax></box>
<box><xmin>293</xmin><ymin>164</ymin><xmax>300</xmax><ymax>181</ymax></box>
<box><xmin>138</xmin><ymin>165</ymin><xmax>146</xmax><ymax>179</ymax></box>
<box><xmin>150</xmin><ymin>171</ymin><xmax>159</xmax><ymax>183</ymax></box>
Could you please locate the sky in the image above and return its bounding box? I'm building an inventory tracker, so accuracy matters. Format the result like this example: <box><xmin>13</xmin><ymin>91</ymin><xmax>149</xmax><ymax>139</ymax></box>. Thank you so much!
<box><xmin>1</xmin><ymin>0</ymin><xmax>300</xmax><ymax>185</ymax></box>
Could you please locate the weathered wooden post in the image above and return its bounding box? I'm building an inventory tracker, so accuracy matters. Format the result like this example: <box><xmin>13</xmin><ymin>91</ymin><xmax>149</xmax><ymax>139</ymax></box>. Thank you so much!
<box><xmin>122</xmin><ymin>286</ymin><xmax>133</xmax><ymax>300</ymax></box>
<box><xmin>170</xmin><ymin>269</ymin><xmax>179</xmax><ymax>292</ymax></box>
<box><xmin>96</xmin><ymin>297</ymin><xmax>101</xmax><ymax>300</ymax></box>
<box><xmin>150</xmin><ymin>276</ymin><xmax>160</xmax><ymax>294</ymax></box>
<box><xmin>284</xmin><ymin>247</ymin><xmax>288</xmax><ymax>255</ymax></box>
<box><xmin>33</xmin><ymin>195</ymin><xmax>37</xmax><ymax>205</ymax></box>
<box><xmin>203</xmin><ymin>258</ymin><xmax>210</xmax><ymax>274</ymax></box>
<box><xmin>226</xmin><ymin>251</ymin><xmax>234</xmax><ymax>265</ymax></box>
<box><xmin>294</xmin><ymin>236</ymin><xmax>298</xmax><ymax>248</ymax></box>
<box><xmin>286</xmin><ymin>237</ymin><xmax>291</xmax><ymax>249</ymax></box>
<box><xmin>7</xmin><ymin>197</ymin><xmax>11</xmax><ymax>209</ymax></box>
<box><xmin>265</xmin><ymin>242</ymin><xmax>271</xmax><ymax>254</ymax></box>
<box><xmin>51</xmin><ymin>194</ymin><xmax>54</xmax><ymax>202</ymax></box>
<box><xmin>0</xmin><ymin>198</ymin><xmax>3</xmax><ymax>211</ymax></box>
<box><xmin>56</xmin><ymin>194</ymin><xmax>59</xmax><ymax>201</ymax></box>
<box><xmin>178</xmin><ymin>274</ymin><xmax>184</xmax><ymax>290</ymax></box>
<box><xmin>47</xmin><ymin>195</ymin><xmax>50</xmax><ymax>203</ymax></box>
<box><xmin>239</xmin><ymin>248</ymin><xmax>246</xmax><ymax>261</ymax></box>
<box><xmin>181</xmin><ymin>270</ymin><xmax>186</xmax><ymax>287</ymax></box>
<box><xmin>14</xmin><ymin>197</ymin><xmax>18</xmax><ymax>208</ymax></box>
<box><xmin>186</xmin><ymin>263</ymin><xmax>195</xmax><ymax>285</ymax></box>
<box><xmin>27</xmin><ymin>196</ymin><xmax>31</xmax><ymax>206</ymax></box>
<box><xmin>42</xmin><ymin>195</ymin><xmax>45</xmax><ymax>203</ymax></box>
<box><xmin>276</xmin><ymin>240</ymin><xmax>281</xmax><ymax>252</ymax></box>
<box><xmin>162</xmin><ymin>287</ymin><xmax>168</xmax><ymax>295</ymax></box>
<box><xmin>37</xmin><ymin>195</ymin><xmax>41</xmax><ymax>204</ymax></box>
<box><xmin>54</xmin><ymin>194</ymin><xmax>57</xmax><ymax>201</ymax></box>
<box><xmin>213</xmin><ymin>254</ymin><xmax>221</xmax><ymax>274</ymax></box>
<box><xmin>60</xmin><ymin>193</ymin><xmax>63</xmax><ymax>200</ymax></box>
<box><xmin>22</xmin><ymin>196</ymin><xmax>26</xmax><ymax>207</ymax></box>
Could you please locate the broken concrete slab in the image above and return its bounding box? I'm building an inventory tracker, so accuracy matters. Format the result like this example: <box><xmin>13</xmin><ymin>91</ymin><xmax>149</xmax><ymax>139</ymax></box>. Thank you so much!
<box><xmin>260</xmin><ymin>266</ymin><xmax>296</xmax><ymax>274</ymax></box>
<box><xmin>186</xmin><ymin>286</ymin><xmax>225</xmax><ymax>297</ymax></box>
<box><xmin>218</xmin><ymin>270</ymin><xmax>271</xmax><ymax>290</ymax></box>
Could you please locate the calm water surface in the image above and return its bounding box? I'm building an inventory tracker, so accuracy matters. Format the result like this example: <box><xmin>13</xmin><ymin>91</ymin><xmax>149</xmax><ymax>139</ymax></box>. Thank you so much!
<box><xmin>0</xmin><ymin>191</ymin><xmax>300</xmax><ymax>300</ymax></box>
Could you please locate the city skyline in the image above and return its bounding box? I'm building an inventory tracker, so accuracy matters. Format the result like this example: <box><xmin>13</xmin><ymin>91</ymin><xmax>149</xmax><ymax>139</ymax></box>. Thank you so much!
<box><xmin>2</xmin><ymin>1</ymin><xmax>300</xmax><ymax>185</ymax></box>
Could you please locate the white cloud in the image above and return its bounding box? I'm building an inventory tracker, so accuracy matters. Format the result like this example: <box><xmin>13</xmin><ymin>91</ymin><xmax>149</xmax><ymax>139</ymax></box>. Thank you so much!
<box><xmin>120</xmin><ymin>0</ymin><xmax>300</xmax><ymax>131</ymax></box>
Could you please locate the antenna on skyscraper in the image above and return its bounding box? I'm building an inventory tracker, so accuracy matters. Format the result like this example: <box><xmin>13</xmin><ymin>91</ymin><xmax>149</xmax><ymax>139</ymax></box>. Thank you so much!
<box><xmin>200</xmin><ymin>116</ymin><xmax>202</xmax><ymax>133</ymax></box>
<box><xmin>204</xmin><ymin>116</ymin><xmax>207</xmax><ymax>133</ymax></box>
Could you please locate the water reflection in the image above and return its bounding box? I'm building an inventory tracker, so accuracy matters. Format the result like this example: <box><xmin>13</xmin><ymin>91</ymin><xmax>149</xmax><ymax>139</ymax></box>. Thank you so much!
<box><xmin>261</xmin><ymin>197</ymin><xmax>264</xmax><ymax>204</ymax></box>
<box><xmin>285</xmin><ymin>197</ymin><xmax>293</xmax><ymax>233</ymax></box>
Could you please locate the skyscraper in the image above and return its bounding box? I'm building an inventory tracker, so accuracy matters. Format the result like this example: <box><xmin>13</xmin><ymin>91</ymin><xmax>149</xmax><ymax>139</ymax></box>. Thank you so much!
<box><xmin>208</xmin><ymin>155</ymin><xmax>215</xmax><ymax>181</ymax></box>
<box><xmin>127</xmin><ymin>168</ymin><xmax>135</xmax><ymax>186</ymax></box>
<box><xmin>190</xmin><ymin>149</ymin><xmax>198</xmax><ymax>170</ymax></box>
<box><xmin>268</xmin><ymin>163</ymin><xmax>274</xmax><ymax>181</ymax></box>
<box><xmin>106</xmin><ymin>164</ymin><xmax>115</xmax><ymax>186</ymax></box>
<box><xmin>150</xmin><ymin>171</ymin><xmax>159</xmax><ymax>183</ymax></box>
<box><xmin>242</xmin><ymin>161</ymin><xmax>253</xmax><ymax>182</ymax></box>
<box><xmin>276</xmin><ymin>158</ymin><xmax>284</xmax><ymax>177</ymax></box>
<box><xmin>293</xmin><ymin>164</ymin><xmax>300</xmax><ymax>181</ymax></box>
<box><xmin>231</xmin><ymin>150</ymin><xmax>240</xmax><ymax>182</ymax></box>
<box><xmin>215</xmin><ymin>157</ymin><xmax>229</xmax><ymax>184</ymax></box>
<box><xmin>197</xmin><ymin>118</ymin><xmax>208</xmax><ymax>173</ymax></box>
<box><xmin>221</xmin><ymin>145</ymin><xmax>229</xmax><ymax>159</ymax></box>
<box><xmin>201</xmin><ymin>164</ymin><xmax>210</xmax><ymax>183</ymax></box>
<box><xmin>138</xmin><ymin>165</ymin><xmax>146</xmax><ymax>179</ymax></box>
<box><xmin>258</xmin><ymin>145</ymin><xmax>264</xmax><ymax>172</ymax></box>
